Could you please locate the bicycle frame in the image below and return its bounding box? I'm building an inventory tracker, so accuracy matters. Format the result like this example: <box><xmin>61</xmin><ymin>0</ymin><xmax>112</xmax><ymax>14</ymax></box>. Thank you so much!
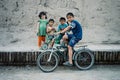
<box><xmin>47</xmin><ymin>48</ymin><xmax>54</xmax><ymax>62</ymax></box>
<box><xmin>46</xmin><ymin>43</ymin><xmax>66</xmax><ymax>62</ymax></box>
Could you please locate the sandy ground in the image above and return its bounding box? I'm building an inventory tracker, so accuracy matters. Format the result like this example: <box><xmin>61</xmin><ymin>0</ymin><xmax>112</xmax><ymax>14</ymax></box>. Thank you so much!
<box><xmin>0</xmin><ymin>65</ymin><xmax>120</xmax><ymax>80</ymax></box>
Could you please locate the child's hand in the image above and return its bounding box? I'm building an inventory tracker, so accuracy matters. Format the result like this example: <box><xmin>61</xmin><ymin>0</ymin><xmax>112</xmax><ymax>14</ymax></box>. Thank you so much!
<box><xmin>55</xmin><ymin>31</ymin><xmax>61</xmax><ymax>35</ymax></box>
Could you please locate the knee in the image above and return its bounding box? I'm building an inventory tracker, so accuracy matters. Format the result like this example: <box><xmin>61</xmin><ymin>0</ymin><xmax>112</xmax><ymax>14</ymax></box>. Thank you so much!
<box><xmin>68</xmin><ymin>45</ymin><xmax>72</xmax><ymax>49</ymax></box>
<box><xmin>51</xmin><ymin>39</ymin><xmax>54</xmax><ymax>43</ymax></box>
<box><xmin>62</xmin><ymin>35</ymin><xmax>68</xmax><ymax>41</ymax></box>
<box><xmin>62</xmin><ymin>35</ymin><xmax>65</xmax><ymax>41</ymax></box>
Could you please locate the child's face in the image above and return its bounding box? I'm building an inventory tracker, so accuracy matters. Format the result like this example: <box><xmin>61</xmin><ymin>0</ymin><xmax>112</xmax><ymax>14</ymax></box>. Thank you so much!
<box><xmin>60</xmin><ymin>20</ymin><xmax>65</xmax><ymax>24</ymax></box>
<box><xmin>41</xmin><ymin>14</ymin><xmax>46</xmax><ymax>19</ymax></box>
<box><xmin>49</xmin><ymin>21</ymin><xmax>54</xmax><ymax>26</ymax></box>
<box><xmin>67</xmin><ymin>15</ymin><xmax>74</xmax><ymax>22</ymax></box>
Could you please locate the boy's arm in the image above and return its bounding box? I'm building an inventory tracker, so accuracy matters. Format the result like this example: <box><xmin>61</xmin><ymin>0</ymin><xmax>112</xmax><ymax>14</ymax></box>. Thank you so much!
<box><xmin>46</xmin><ymin>27</ymin><xmax>49</xmax><ymax>33</ymax></box>
<box><xmin>60</xmin><ymin>26</ymin><xmax>71</xmax><ymax>34</ymax></box>
<box><xmin>60</xmin><ymin>22</ymin><xmax>76</xmax><ymax>33</ymax></box>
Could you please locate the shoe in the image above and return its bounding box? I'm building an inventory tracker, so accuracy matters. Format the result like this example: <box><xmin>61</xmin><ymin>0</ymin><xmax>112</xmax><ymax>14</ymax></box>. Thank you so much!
<box><xmin>63</xmin><ymin>61</ymin><xmax>73</xmax><ymax>67</ymax></box>
<box><xmin>59</xmin><ymin>48</ymin><xmax>65</xmax><ymax>52</ymax></box>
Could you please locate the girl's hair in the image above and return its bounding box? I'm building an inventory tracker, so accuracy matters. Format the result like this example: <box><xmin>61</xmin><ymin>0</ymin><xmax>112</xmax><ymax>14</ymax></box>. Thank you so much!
<box><xmin>59</xmin><ymin>17</ymin><xmax>66</xmax><ymax>21</ymax></box>
<box><xmin>49</xmin><ymin>19</ymin><xmax>54</xmax><ymax>23</ymax></box>
<box><xmin>38</xmin><ymin>11</ymin><xmax>47</xmax><ymax>19</ymax></box>
<box><xmin>66</xmin><ymin>12</ymin><xmax>74</xmax><ymax>17</ymax></box>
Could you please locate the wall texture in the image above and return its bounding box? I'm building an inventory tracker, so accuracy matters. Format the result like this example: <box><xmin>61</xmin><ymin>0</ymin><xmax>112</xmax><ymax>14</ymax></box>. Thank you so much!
<box><xmin>0</xmin><ymin>0</ymin><xmax>120</xmax><ymax>47</ymax></box>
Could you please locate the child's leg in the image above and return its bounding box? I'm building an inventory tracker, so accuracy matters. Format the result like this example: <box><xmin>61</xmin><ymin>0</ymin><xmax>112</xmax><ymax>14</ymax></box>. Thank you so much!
<box><xmin>68</xmin><ymin>36</ymin><xmax>80</xmax><ymax>64</ymax></box>
<box><xmin>38</xmin><ymin>36</ymin><xmax>42</xmax><ymax>47</ymax></box>
<box><xmin>42</xmin><ymin>36</ymin><xmax>46</xmax><ymax>42</ymax></box>
<box><xmin>41</xmin><ymin>36</ymin><xmax>46</xmax><ymax>47</ymax></box>
<box><xmin>48</xmin><ymin>39</ymin><xmax>54</xmax><ymax>48</ymax></box>
<box><xmin>38</xmin><ymin>36</ymin><xmax>46</xmax><ymax>47</ymax></box>
<box><xmin>51</xmin><ymin>39</ymin><xmax>55</xmax><ymax>47</ymax></box>
<box><xmin>62</xmin><ymin>34</ymin><xmax>68</xmax><ymax>44</ymax></box>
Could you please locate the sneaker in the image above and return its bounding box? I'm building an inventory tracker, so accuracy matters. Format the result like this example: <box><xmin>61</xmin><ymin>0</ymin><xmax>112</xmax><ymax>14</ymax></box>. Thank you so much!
<box><xmin>59</xmin><ymin>48</ymin><xmax>65</xmax><ymax>52</ymax></box>
<box><xmin>63</xmin><ymin>61</ymin><xmax>73</xmax><ymax>67</ymax></box>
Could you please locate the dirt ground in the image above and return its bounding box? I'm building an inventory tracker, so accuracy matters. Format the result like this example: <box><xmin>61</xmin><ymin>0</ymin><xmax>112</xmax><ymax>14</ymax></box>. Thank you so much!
<box><xmin>0</xmin><ymin>65</ymin><xmax>120</xmax><ymax>80</ymax></box>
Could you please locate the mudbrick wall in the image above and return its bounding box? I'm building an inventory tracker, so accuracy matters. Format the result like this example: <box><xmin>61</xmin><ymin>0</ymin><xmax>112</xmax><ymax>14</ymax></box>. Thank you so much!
<box><xmin>0</xmin><ymin>0</ymin><xmax>120</xmax><ymax>47</ymax></box>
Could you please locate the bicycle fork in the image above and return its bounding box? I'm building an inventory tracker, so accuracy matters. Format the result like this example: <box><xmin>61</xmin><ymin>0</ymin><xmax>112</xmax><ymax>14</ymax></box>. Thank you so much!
<box><xmin>47</xmin><ymin>48</ymin><xmax>54</xmax><ymax>62</ymax></box>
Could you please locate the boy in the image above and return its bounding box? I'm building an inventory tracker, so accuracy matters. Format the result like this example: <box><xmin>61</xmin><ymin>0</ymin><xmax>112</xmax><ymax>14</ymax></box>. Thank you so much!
<box><xmin>46</xmin><ymin>19</ymin><xmax>56</xmax><ymax>48</ymax></box>
<box><xmin>58</xmin><ymin>12</ymin><xmax>82</xmax><ymax>66</ymax></box>
<box><xmin>56</xmin><ymin>17</ymin><xmax>68</xmax><ymax>44</ymax></box>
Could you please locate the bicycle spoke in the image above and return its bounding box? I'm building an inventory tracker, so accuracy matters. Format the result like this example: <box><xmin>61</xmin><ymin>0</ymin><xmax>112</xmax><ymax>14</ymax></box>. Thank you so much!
<box><xmin>75</xmin><ymin>51</ymin><xmax>94</xmax><ymax>70</ymax></box>
<box><xmin>37</xmin><ymin>51</ymin><xmax>58</xmax><ymax>72</ymax></box>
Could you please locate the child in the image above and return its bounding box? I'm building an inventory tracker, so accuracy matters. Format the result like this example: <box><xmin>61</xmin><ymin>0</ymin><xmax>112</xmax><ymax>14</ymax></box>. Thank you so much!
<box><xmin>46</xmin><ymin>19</ymin><xmax>56</xmax><ymax>48</ymax></box>
<box><xmin>37</xmin><ymin>11</ymin><xmax>48</xmax><ymax>48</ymax></box>
<box><xmin>58</xmin><ymin>12</ymin><xmax>83</xmax><ymax>66</ymax></box>
<box><xmin>56</xmin><ymin>17</ymin><xmax>68</xmax><ymax>44</ymax></box>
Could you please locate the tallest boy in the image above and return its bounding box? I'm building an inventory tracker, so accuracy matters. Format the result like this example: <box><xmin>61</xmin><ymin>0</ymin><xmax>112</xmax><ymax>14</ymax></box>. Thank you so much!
<box><xmin>59</xmin><ymin>12</ymin><xmax>82</xmax><ymax>66</ymax></box>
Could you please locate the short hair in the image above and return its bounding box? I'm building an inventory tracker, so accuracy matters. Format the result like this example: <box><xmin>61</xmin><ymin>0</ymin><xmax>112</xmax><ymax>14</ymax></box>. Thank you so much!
<box><xmin>66</xmin><ymin>12</ymin><xmax>74</xmax><ymax>17</ymax></box>
<box><xmin>59</xmin><ymin>17</ymin><xmax>66</xmax><ymax>21</ymax></box>
<box><xmin>49</xmin><ymin>19</ymin><xmax>54</xmax><ymax>23</ymax></box>
<box><xmin>38</xmin><ymin>11</ymin><xmax>47</xmax><ymax>19</ymax></box>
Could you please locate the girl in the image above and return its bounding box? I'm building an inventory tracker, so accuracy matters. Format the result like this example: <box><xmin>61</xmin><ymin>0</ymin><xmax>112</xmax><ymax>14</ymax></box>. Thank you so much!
<box><xmin>37</xmin><ymin>11</ymin><xmax>48</xmax><ymax>48</ymax></box>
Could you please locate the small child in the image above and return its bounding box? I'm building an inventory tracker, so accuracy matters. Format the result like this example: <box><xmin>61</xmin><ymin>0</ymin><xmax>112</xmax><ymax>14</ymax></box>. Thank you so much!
<box><xmin>37</xmin><ymin>11</ymin><xmax>48</xmax><ymax>48</ymax></box>
<box><xmin>46</xmin><ymin>19</ymin><xmax>56</xmax><ymax>48</ymax></box>
<box><xmin>56</xmin><ymin>17</ymin><xmax>68</xmax><ymax>44</ymax></box>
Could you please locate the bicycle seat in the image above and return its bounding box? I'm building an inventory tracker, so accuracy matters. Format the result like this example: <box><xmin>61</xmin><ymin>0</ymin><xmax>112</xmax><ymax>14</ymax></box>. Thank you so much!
<box><xmin>79</xmin><ymin>45</ymin><xmax>88</xmax><ymax>47</ymax></box>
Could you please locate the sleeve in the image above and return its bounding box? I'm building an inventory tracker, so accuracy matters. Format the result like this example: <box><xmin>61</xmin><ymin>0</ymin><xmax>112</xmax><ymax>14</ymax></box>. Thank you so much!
<box><xmin>57</xmin><ymin>25</ymin><xmax>60</xmax><ymax>31</ymax></box>
<box><xmin>70</xmin><ymin>22</ymin><xmax>76</xmax><ymax>29</ymax></box>
<box><xmin>38</xmin><ymin>19</ymin><xmax>41</xmax><ymax>24</ymax></box>
<box><xmin>65</xmin><ymin>23</ymin><xmax>68</xmax><ymax>27</ymax></box>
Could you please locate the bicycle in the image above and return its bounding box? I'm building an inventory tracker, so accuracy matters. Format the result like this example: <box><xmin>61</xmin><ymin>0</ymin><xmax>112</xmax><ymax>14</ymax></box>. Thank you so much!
<box><xmin>37</xmin><ymin>33</ymin><xmax>94</xmax><ymax>72</ymax></box>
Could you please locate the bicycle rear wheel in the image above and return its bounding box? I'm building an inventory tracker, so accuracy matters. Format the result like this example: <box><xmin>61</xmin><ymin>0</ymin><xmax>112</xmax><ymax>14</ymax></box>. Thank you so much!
<box><xmin>37</xmin><ymin>51</ymin><xmax>58</xmax><ymax>72</ymax></box>
<box><xmin>74</xmin><ymin>50</ymin><xmax>94</xmax><ymax>70</ymax></box>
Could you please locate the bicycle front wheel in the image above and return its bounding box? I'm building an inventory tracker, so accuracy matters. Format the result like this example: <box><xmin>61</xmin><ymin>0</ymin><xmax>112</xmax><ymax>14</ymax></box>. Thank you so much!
<box><xmin>37</xmin><ymin>51</ymin><xmax>58</xmax><ymax>72</ymax></box>
<box><xmin>74</xmin><ymin>50</ymin><xmax>94</xmax><ymax>70</ymax></box>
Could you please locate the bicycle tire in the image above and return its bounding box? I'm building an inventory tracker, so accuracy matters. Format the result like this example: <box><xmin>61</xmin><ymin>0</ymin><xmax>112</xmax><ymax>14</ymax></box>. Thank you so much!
<box><xmin>37</xmin><ymin>51</ymin><xmax>59</xmax><ymax>72</ymax></box>
<box><xmin>74</xmin><ymin>49</ymin><xmax>94</xmax><ymax>70</ymax></box>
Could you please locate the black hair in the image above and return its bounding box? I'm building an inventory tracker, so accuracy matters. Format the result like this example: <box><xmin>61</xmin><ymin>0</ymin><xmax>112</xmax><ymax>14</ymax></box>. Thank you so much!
<box><xmin>38</xmin><ymin>11</ymin><xmax>47</xmax><ymax>19</ymax></box>
<box><xmin>66</xmin><ymin>12</ymin><xmax>74</xmax><ymax>17</ymax></box>
<box><xmin>49</xmin><ymin>19</ymin><xmax>54</xmax><ymax>23</ymax></box>
<box><xmin>59</xmin><ymin>17</ymin><xmax>66</xmax><ymax>21</ymax></box>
